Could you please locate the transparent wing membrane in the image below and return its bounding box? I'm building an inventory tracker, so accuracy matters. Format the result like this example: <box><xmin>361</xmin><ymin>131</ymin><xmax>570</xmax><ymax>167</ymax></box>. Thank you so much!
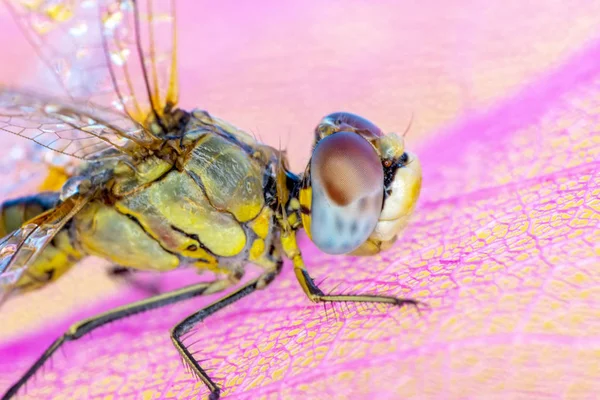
<box><xmin>0</xmin><ymin>88</ymin><xmax>151</xmax><ymax>159</ymax></box>
<box><xmin>5</xmin><ymin>0</ymin><xmax>179</xmax><ymax>133</ymax></box>
<box><xmin>102</xmin><ymin>0</ymin><xmax>179</xmax><ymax>125</ymax></box>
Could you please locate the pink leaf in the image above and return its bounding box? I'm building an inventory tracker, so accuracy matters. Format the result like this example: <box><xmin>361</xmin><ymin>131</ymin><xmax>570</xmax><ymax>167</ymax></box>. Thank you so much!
<box><xmin>1</xmin><ymin>2</ymin><xmax>599</xmax><ymax>399</ymax></box>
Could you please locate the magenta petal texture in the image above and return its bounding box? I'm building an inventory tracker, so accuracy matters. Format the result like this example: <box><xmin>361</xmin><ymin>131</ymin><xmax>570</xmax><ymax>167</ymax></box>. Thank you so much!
<box><xmin>1</xmin><ymin>4</ymin><xmax>600</xmax><ymax>400</ymax></box>
<box><xmin>0</xmin><ymin>41</ymin><xmax>598</xmax><ymax>399</ymax></box>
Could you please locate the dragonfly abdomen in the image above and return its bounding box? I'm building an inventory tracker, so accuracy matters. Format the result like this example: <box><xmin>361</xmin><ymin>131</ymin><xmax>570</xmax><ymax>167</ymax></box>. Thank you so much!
<box><xmin>0</xmin><ymin>192</ymin><xmax>60</xmax><ymax>237</ymax></box>
<box><xmin>0</xmin><ymin>192</ymin><xmax>84</xmax><ymax>291</ymax></box>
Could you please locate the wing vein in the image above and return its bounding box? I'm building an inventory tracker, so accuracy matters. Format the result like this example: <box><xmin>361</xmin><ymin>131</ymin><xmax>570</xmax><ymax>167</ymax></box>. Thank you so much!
<box><xmin>132</xmin><ymin>0</ymin><xmax>167</xmax><ymax>134</ymax></box>
<box><xmin>166</xmin><ymin>0</ymin><xmax>179</xmax><ymax>107</ymax></box>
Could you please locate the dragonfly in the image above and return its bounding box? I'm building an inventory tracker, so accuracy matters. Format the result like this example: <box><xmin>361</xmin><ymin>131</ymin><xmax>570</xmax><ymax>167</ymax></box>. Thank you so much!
<box><xmin>0</xmin><ymin>0</ymin><xmax>423</xmax><ymax>398</ymax></box>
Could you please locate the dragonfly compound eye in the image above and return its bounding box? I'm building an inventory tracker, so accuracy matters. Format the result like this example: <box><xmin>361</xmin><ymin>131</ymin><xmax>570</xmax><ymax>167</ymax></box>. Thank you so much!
<box><xmin>308</xmin><ymin>131</ymin><xmax>384</xmax><ymax>255</ymax></box>
<box><xmin>316</xmin><ymin>112</ymin><xmax>384</xmax><ymax>142</ymax></box>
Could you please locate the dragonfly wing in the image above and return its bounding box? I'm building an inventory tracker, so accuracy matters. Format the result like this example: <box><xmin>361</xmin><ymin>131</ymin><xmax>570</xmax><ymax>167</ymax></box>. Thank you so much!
<box><xmin>0</xmin><ymin>87</ymin><xmax>153</xmax><ymax>160</ymax></box>
<box><xmin>101</xmin><ymin>0</ymin><xmax>180</xmax><ymax>125</ymax></box>
<box><xmin>0</xmin><ymin>192</ymin><xmax>93</xmax><ymax>304</ymax></box>
<box><xmin>5</xmin><ymin>0</ymin><xmax>180</xmax><ymax>133</ymax></box>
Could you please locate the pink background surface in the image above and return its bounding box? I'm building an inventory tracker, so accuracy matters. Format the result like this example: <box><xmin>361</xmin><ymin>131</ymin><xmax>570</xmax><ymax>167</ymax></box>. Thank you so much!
<box><xmin>1</xmin><ymin>1</ymin><xmax>599</xmax><ymax>399</ymax></box>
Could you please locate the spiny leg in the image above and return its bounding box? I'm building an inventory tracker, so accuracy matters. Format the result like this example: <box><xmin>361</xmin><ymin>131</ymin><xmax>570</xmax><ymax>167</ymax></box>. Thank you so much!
<box><xmin>2</xmin><ymin>278</ymin><xmax>237</xmax><ymax>400</ymax></box>
<box><xmin>281</xmin><ymin>231</ymin><xmax>424</xmax><ymax>309</ymax></box>
<box><xmin>171</xmin><ymin>265</ymin><xmax>282</xmax><ymax>400</ymax></box>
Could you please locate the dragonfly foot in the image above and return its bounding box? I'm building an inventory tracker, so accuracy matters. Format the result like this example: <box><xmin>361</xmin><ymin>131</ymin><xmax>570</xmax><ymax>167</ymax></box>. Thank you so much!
<box><xmin>209</xmin><ymin>388</ymin><xmax>221</xmax><ymax>400</ymax></box>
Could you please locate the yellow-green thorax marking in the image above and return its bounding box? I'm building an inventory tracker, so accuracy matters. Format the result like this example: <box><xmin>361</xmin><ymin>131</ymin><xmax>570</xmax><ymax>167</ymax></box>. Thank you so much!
<box><xmin>6</xmin><ymin>109</ymin><xmax>296</xmax><ymax>290</ymax></box>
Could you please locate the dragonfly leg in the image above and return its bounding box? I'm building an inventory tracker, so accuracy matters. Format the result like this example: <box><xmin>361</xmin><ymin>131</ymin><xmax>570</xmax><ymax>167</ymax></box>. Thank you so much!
<box><xmin>2</xmin><ymin>277</ymin><xmax>238</xmax><ymax>400</ymax></box>
<box><xmin>171</xmin><ymin>262</ymin><xmax>283</xmax><ymax>400</ymax></box>
<box><xmin>281</xmin><ymin>231</ymin><xmax>425</xmax><ymax>309</ymax></box>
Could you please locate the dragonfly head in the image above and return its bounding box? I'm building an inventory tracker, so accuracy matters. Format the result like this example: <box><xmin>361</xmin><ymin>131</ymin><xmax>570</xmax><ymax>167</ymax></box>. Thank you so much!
<box><xmin>299</xmin><ymin>112</ymin><xmax>422</xmax><ymax>255</ymax></box>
